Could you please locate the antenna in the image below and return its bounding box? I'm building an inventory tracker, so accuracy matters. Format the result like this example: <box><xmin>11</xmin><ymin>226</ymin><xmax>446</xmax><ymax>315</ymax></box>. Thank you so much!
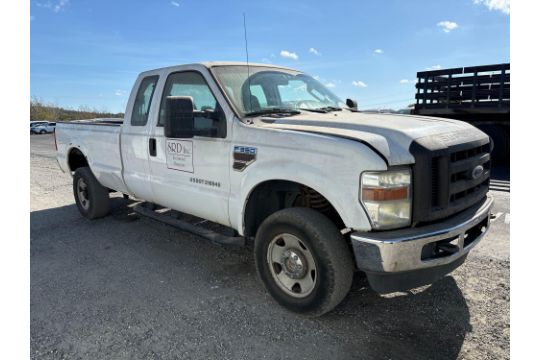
<box><xmin>243</xmin><ymin>13</ymin><xmax>253</xmax><ymax>113</ymax></box>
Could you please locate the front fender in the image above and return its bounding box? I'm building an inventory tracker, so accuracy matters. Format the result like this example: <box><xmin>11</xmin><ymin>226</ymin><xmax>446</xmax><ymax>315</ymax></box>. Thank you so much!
<box><xmin>230</xmin><ymin>159</ymin><xmax>376</xmax><ymax>236</ymax></box>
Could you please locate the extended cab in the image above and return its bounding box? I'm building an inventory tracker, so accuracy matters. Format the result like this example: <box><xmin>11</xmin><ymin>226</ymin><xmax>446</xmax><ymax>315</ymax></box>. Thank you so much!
<box><xmin>56</xmin><ymin>62</ymin><xmax>493</xmax><ymax>316</ymax></box>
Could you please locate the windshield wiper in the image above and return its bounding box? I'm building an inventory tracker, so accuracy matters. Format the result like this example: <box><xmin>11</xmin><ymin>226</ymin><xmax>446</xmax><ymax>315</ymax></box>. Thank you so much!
<box><xmin>318</xmin><ymin>106</ymin><xmax>342</xmax><ymax>112</ymax></box>
<box><xmin>298</xmin><ymin>108</ymin><xmax>328</xmax><ymax>113</ymax></box>
<box><xmin>244</xmin><ymin>108</ymin><xmax>301</xmax><ymax>117</ymax></box>
<box><xmin>298</xmin><ymin>106</ymin><xmax>343</xmax><ymax>113</ymax></box>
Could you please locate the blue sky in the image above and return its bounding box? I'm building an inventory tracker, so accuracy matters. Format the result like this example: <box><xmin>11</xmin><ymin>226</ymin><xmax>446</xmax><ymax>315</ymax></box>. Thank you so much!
<box><xmin>30</xmin><ymin>0</ymin><xmax>510</xmax><ymax>113</ymax></box>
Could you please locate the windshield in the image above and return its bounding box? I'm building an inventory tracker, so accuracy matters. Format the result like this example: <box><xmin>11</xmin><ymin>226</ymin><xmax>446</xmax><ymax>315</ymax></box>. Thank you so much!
<box><xmin>211</xmin><ymin>65</ymin><xmax>344</xmax><ymax>117</ymax></box>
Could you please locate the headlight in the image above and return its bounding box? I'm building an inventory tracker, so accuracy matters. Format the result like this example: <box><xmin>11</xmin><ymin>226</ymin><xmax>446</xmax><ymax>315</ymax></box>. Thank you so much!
<box><xmin>360</xmin><ymin>169</ymin><xmax>412</xmax><ymax>230</ymax></box>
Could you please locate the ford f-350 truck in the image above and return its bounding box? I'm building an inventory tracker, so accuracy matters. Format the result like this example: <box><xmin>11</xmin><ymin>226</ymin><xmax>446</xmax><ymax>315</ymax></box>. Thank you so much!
<box><xmin>55</xmin><ymin>62</ymin><xmax>493</xmax><ymax>316</ymax></box>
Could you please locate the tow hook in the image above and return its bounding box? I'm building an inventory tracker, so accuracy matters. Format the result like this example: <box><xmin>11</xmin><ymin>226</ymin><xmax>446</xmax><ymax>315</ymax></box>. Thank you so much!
<box><xmin>436</xmin><ymin>243</ymin><xmax>459</xmax><ymax>255</ymax></box>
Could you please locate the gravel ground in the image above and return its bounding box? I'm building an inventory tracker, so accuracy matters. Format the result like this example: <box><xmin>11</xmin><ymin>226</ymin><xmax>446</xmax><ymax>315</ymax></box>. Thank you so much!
<box><xmin>30</xmin><ymin>134</ymin><xmax>510</xmax><ymax>360</ymax></box>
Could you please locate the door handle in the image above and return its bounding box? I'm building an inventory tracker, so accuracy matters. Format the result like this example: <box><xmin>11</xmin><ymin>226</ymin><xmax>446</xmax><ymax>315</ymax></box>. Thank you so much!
<box><xmin>149</xmin><ymin>138</ymin><xmax>157</xmax><ymax>156</ymax></box>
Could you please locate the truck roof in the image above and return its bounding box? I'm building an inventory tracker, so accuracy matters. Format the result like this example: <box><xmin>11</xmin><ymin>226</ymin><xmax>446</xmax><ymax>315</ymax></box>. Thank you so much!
<box><xmin>202</xmin><ymin>61</ymin><xmax>296</xmax><ymax>70</ymax></box>
<box><xmin>139</xmin><ymin>61</ymin><xmax>298</xmax><ymax>76</ymax></box>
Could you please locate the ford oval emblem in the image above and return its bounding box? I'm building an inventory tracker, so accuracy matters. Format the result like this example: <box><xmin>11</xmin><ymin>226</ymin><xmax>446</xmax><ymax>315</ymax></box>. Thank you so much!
<box><xmin>471</xmin><ymin>165</ymin><xmax>484</xmax><ymax>180</ymax></box>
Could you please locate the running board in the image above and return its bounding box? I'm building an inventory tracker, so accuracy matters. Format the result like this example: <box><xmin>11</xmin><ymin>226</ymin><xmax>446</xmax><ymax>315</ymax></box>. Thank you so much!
<box><xmin>133</xmin><ymin>203</ymin><xmax>245</xmax><ymax>247</ymax></box>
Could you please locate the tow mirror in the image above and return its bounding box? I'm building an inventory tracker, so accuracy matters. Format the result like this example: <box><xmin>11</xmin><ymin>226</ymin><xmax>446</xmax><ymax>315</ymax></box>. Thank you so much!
<box><xmin>346</xmin><ymin>98</ymin><xmax>358</xmax><ymax>110</ymax></box>
<box><xmin>164</xmin><ymin>96</ymin><xmax>195</xmax><ymax>139</ymax></box>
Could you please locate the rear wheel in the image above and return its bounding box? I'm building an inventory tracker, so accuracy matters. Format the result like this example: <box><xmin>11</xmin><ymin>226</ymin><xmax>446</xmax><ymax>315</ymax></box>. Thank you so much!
<box><xmin>73</xmin><ymin>167</ymin><xmax>110</xmax><ymax>219</ymax></box>
<box><xmin>40</xmin><ymin>129</ymin><xmax>46</xmax><ymax>134</ymax></box>
<box><xmin>254</xmin><ymin>207</ymin><xmax>354</xmax><ymax>316</ymax></box>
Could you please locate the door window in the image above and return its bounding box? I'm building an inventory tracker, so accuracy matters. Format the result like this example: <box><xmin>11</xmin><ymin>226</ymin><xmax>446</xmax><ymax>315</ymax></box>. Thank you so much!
<box><xmin>131</xmin><ymin>75</ymin><xmax>159</xmax><ymax>126</ymax></box>
<box><xmin>158</xmin><ymin>71</ymin><xmax>225</xmax><ymax>138</ymax></box>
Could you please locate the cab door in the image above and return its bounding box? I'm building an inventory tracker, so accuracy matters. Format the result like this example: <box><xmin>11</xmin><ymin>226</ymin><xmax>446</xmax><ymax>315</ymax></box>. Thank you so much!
<box><xmin>147</xmin><ymin>70</ymin><xmax>231</xmax><ymax>226</ymax></box>
<box><xmin>120</xmin><ymin>74</ymin><xmax>160</xmax><ymax>201</ymax></box>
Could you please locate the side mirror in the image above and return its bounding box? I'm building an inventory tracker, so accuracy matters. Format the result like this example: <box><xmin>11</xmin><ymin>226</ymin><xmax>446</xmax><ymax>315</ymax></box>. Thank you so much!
<box><xmin>346</xmin><ymin>98</ymin><xmax>358</xmax><ymax>110</ymax></box>
<box><xmin>164</xmin><ymin>96</ymin><xmax>195</xmax><ymax>138</ymax></box>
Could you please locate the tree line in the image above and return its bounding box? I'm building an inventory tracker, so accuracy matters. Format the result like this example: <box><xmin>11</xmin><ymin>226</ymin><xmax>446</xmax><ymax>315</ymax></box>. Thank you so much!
<box><xmin>30</xmin><ymin>98</ymin><xmax>124</xmax><ymax>121</ymax></box>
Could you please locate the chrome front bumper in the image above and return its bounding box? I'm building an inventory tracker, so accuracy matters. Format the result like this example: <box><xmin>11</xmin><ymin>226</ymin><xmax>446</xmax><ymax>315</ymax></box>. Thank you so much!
<box><xmin>350</xmin><ymin>195</ymin><xmax>493</xmax><ymax>292</ymax></box>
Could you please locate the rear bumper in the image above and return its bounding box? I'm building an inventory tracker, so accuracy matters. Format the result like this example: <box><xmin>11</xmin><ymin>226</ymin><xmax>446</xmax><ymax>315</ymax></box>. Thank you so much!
<box><xmin>350</xmin><ymin>195</ymin><xmax>493</xmax><ymax>293</ymax></box>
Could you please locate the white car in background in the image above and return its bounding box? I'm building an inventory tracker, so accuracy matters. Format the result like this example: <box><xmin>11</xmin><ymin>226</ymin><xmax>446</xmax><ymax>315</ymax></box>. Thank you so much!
<box><xmin>31</xmin><ymin>122</ymin><xmax>56</xmax><ymax>134</ymax></box>
<box><xmin>30</xmin><ymin>121</ymin><xmax>48</xmax><ymax>134</ymax></box>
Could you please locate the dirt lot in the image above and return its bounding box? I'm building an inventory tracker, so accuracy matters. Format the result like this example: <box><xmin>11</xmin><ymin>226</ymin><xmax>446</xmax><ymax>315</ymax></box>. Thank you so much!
<box><xmin>30</xmin><ymin>134</ymin><xmax>510</xmax><ymax>360</ymax></box>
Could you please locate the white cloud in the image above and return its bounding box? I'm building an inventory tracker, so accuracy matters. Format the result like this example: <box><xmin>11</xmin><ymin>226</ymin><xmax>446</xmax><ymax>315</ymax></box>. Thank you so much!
<box><xmin>309</xmin><ymin>47</ymin><xmax>321</xmax><ymax>56</ymax></box>
<box><xmin>473</xmin><ymin>0</ymin><xmax>510</xmax><ymax>14</ymax></box>
<box><xmin>437</xmin><ymin>21</ymin><xmax>458</xmax><ymax>33</ymax></box>
<box><xmin>36</xmin><ymin>0</ymin><xmax>70</xmax><ymax>13</ymax></box>
<box><xmin>373</xmin><ymin>49</ymin><xmax>383</xmax><ymax>54</ymax></box>
<box><xmin>313</xmin><ymin>75</ymin><xmax>320</xmax><ymax>80</ymax></box>
<box><xmin>352</xmin><ymin>80</ymin><xmax>367</xmax><ymax>88</ymax></box>
<box><xmin>426</xmin><ymin>65</ymin><xmax>442</xmax><ymax>70</ymax></box>
<box><xmin>400</xmin><ymin>79</ymin><xmax>411</xmax><ymax>84</ymax></box>
<box><xmin>325</xmin><ymin>83</ymin><xmax>336</xmax><ymax>88</ymax></box>
<box><xmin>115</xmin><ymin>90</ymin><xmax>126</xmax><ymax>96</ymax></box>
<box><xmin>171</xmin><ymin>1</ymin><xmax>180</xmax><ymax>7</ymax></box>
<box><xmin>54</xmin><ymin>0</ymin><xmax>69</xmax><ymax>12</ymax></box>
<box><xmin>261</xmin><ymin>58</ymin><xmax>271</xmax><ymax>63</ymax></box>
<box><xmin>280</xmin><ymin>50</ymin><xmax>298</xmax><ymax>60</ymax></box>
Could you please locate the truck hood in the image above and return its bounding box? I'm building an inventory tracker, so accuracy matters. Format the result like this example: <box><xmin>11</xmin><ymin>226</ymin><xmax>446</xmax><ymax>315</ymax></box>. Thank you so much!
<box><xmin>254</xmin><ymin>111</ymin><xmax>487</xmax><ymax>166</ymax></box>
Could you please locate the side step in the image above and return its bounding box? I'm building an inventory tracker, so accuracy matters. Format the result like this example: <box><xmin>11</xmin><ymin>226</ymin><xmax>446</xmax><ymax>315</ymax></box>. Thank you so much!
<box><xmin>133</xmin><ymin>203</ymin><xmax>245</xmax><ymax>247</ymax></box>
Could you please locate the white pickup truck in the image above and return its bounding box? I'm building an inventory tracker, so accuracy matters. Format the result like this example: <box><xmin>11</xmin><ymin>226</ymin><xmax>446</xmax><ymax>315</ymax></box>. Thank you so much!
<box><xmin>56</xmin><ymin>62</ymin><xmax>493</xmax><ymax>316</ymax></box>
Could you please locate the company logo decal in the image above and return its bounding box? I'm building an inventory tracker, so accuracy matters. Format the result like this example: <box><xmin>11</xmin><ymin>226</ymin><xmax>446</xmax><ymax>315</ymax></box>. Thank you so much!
<box><xmin>166</xmin><ymin>139</ymin><xmax>193</xmax><ymax>173</ymax></box>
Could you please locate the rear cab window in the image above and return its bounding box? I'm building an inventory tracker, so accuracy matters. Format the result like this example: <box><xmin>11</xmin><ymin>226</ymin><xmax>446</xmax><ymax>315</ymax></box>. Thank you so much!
<box><xmin>131</xmin><ymin>75</ymin><xmax>159</xmax><ymax>126</ymax></box>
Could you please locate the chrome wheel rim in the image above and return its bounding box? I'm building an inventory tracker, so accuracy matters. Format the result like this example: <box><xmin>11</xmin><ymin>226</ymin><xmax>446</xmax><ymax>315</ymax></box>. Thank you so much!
<box><xmin>267</xmin><ymin>233</ymin><xmax>317</xmax><ymax>298</ymax></box>
<box><xmin>77</xmin><ymin>178</ymin><xmax>90</xmax><ymax>210</ymax></box>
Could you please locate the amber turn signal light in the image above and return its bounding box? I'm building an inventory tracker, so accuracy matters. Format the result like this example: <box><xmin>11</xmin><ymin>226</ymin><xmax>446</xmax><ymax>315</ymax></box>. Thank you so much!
<box><xmin>361</xmin><ymin>186</ymin><xmax>409</xmax><ymax>202</ymax></box>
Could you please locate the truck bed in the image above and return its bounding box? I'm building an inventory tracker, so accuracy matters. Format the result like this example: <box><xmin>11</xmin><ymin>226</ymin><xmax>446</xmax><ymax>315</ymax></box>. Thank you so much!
<box><xmin>413</xmin><ymin>63</ymin><xmax>510</xmax><ymax>116</ymax></box>
<box><xmin>55</xmin><ymin>119</ymin><xmax>129</xmax><ymax>194</ymax></box>
<box><xmin>412</xmin><ymin>63</ymin><xmax>510</xmax><ymax>166</ymax></box>
<box><xmin>68</xmin><ymin>118</ymin><xmax>124</xmax><ymax>126</ymax></box>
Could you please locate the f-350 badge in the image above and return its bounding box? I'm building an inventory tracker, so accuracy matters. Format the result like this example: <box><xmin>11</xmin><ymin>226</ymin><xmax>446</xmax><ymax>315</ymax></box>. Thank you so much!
<box><xmin>233</xmin><ymin>146</ymin><xmax>257</xmax><ymax>171</ymax></box>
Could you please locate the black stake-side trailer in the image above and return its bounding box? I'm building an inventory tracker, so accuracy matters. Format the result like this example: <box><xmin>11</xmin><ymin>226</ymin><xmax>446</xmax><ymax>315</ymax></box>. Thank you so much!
<box><xmin>412</xmin><ymin>63</ymin><xmax>509</xmax><ymax>166</ymax></box>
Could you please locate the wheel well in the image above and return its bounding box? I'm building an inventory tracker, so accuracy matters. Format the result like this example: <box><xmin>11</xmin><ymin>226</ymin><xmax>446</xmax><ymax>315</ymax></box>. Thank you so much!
<box><xmin>243</xmin><ymin>180</ymin><xmax>345</xmax><ymax>238</ymax></box>
<box><xmin>68</xmin><ymin>148</ymin><xmax>89</xmax><ymax>172</ymax></box>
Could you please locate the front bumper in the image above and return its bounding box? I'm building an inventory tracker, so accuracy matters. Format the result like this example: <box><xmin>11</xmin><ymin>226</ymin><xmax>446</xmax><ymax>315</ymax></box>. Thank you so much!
<box><xmin>350</xmin><ymin>195</ymin><xmax>493</xmax><ymax>293</ymax></box>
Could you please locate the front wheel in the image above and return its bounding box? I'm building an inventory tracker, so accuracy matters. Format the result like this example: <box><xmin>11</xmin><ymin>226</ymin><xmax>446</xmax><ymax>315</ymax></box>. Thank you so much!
<box><xmin>254</xmin><ymin>208</ymin><xmax>354</xmax><ymax>316</ymax></box>
<box><xmin>73</xmin><ymin>167</ymin><xmax>110</xmax><ymax>219</ymax></box>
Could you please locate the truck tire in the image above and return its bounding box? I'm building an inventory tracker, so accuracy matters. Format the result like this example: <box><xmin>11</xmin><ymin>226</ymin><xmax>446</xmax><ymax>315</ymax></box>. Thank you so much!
<box><xmin>254</xmin><ymin>207</ymin><xmax>354</xmax><ymax>316</ymax></box>
<box><xmin>73</xmin><ymin>167</ymin><xmax>110</xmax><ymax>219</ymax></box>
